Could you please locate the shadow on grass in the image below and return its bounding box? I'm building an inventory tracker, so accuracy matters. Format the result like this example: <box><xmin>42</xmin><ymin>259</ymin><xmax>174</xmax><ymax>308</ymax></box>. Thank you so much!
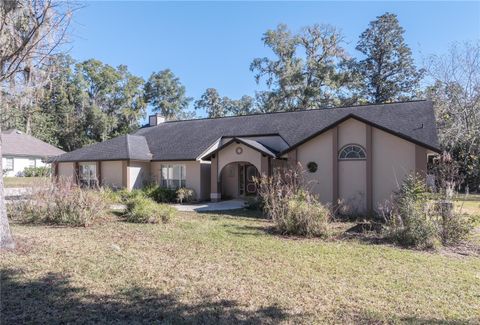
<box><xmin>334</xmin><ymin>308</ymin><xmax>475</xmax><ymax>325</ymax></box>
<box><xmin>223</xmin><ymin>221</ymin><xmax>401</xmax><ymax>247</ymax></box>
<box><xmin>337</xmin><ymin>222</ymin><xmax>391</xmax><ymax>245</ymax></box>
<box><xmin>1</xmin><ymin>268</ymin><xmax>294</xmax><ymax>324</ymax></box>
<box><xmin>197</xmin><ymin>208</ymin><xmax>266</xmax><ymax>220</ymax></box>
<box><xmin>222</xmin><ymin>223</ymin><xmax>278</xmax><ymax>238</ymax></box>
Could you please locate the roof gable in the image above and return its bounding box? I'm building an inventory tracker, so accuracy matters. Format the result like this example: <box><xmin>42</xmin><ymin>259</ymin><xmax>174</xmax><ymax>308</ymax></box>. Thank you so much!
<box><xmin>280</xmin><ymin>113</ymin><xmax>441</xmax><ymax>155</ymax></box>
<box><xmin>200</xmin><ymin>137</ymin><xmax>277</xmax><ymax>160</ymax></box>
<box><xmin>1</xmin><ymin>129</ymin><xmax>65</xmax><ymax>157</ymax></box>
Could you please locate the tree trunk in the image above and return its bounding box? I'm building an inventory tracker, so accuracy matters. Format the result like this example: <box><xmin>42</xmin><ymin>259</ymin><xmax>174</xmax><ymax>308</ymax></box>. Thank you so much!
<box><xmin>0</xmin><ymin>123</ymin><xmax>16</xmax><ymax>250</ymax></box>
<box><xmin>25</xmin><ymin>112</ymin><xmax>32</xmax><ymax>135</ymax></box>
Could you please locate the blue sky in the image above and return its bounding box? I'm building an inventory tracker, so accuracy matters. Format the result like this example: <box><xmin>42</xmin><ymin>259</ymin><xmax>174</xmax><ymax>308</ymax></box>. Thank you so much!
<box><xmin>70</xmin><ymin>1</ymin><xmax>480</xmax><ymax>118</ymax></box>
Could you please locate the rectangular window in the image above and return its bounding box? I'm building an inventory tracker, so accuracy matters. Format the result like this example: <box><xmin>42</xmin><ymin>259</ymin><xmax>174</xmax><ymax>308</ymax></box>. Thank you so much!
<box><xmin>5</xmin><ymin>158</ymin><xmax>13</xmax><ymax>171</ymax></box>
<box><xmin>160</xmin><ymin>164</ymin><xmax>186</xmax><ymax>189</ymax></box>
<box><xmin>79</xmin><ymin>164</ymin><xmax>97</xmax><ymax>188</ymax></box>
<box><xmin>28</xmin><ymin>159</ymin><xmax>36</xmax><ymax>168</ymax></box>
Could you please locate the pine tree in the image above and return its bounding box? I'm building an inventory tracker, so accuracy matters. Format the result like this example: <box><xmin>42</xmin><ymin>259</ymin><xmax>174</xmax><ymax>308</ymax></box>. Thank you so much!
<box><xmin>356</xmin><ymin>13</ymin><xmax>424</xmax><ymax>103</ymax></box>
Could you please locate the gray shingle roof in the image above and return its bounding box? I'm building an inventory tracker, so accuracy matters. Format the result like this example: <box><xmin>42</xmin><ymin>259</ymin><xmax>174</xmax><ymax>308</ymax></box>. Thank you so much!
<box><xmin>1</xmin><ymin>129</ymin><xmax>65</xmax><ymax>158</ymax></box>
<box><xmin>51</xmin><ymin>135</ymin><xmax>151</xmax><ymax>162</ymax></box>
<box><xmin>136</xmin><ymin>100</ymin><xmax>439</xmax><ymax>160</ymax></box>
<box><xmin>53</xmin><ymin>101</ymin><xmax>440</xmax><ymax>162</ymax></box>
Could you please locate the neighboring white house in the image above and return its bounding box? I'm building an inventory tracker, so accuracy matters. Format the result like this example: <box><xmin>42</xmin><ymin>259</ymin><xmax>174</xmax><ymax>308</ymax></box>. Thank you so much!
<box><xmin>2</xmin><ymin>129</ymin><xmax>65</xmax><ymax>177</ymax></box>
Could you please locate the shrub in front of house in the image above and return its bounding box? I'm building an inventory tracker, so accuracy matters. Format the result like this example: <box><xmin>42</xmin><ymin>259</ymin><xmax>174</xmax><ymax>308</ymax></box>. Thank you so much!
<box><xmin>280</xmin><ymin>192</ymin><xmax>331</xmax><ymax>237</ymax></box>
<box><xmin>99</xmin><ymin>186</ymin><xmax>122</xmax><ymax>204</ymax></box>
<box><xmin>256</xmin><ymin>166</ymin><xmax>331</xmax><ymax>238</ymax></box>
<box><xmin>149</xmin><ymin>187</ymin><xmax>177</xmax><ymax>203</ymax></box>
<box><xmin>176</xmin><ymin>187</ymin><xmax>195</xmax><ymax>203</ymax></box>
<box><xmin>23</xmin><ymin>166</ymin><xmax>51</xmax><ymax>177</ymax></box>
<box><xmin>8</xmin><ymin>180</ymin><xmax>109</xmax><ymax>227</ymax></box>
<box><xmin>440</xmin><ymin>212</ymin><xmax>472</xmax><ymax>246</ymax></box>
<box><xmin>105</xmin><ymin>185</ymin><xmax>192</xmax><ymax>204</ymax></box>
<box><xmin>381</xmin><ymin>173</ymin><xmax>472</xmax><ymax>249</ymax></box>
<box><xmin>381</xmin><ymin>174</ymin><xmax>440</xmax><ymax>249</ymax></box>
<box><xmin>245</xmin><ymin>196</ymin><xmax>263</xmax><ymax>210</ymax></box>
<box><xmin>100</xmin><ymin>187</ymin><xmax>147</xmax><ymax>205</ymax></box>
<box><xmin>124</xmin><ymin>195</ymin><xmax>176</xmax><ymax>224</ymax></box>
<box><xmin>383</xmin><ymin>205</ymin><xmax>440</xmax><ymax>249</ymax></box>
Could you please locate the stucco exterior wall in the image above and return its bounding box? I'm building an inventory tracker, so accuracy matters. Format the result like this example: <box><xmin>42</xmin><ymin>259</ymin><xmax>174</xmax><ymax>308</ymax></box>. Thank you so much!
<box><xmin>338</xmin><ymin>118</ymin><xmax>367</xmax><ymax>148</ymax></box>
<box><xmin>339</xmin><ymin>160</ymin><xmax>367</xmax><ymax>213</ymax></box>
<box><xmin>101</xmin><ymin>161</ymin><xmax>124</xmax><ymax>188</ymax></box>
<box><xmin>128</xmin><ymin>161</ymin><xmax>148</xmax><ymax>189</ymax></box>
<box><xmin>58</xmin><ymin>162</ymin><xmax>75</xmax><ymax>180</ymax></box>
<box><xmin>296</xmin><ymin>129</ymin><xmax>333</xmax><ymax>203</ymax></box>
<box><xmin>217</xmin><ymin>142</ymin><xmax>262</xmax><ymax>177</ymax></box>
<box><xmin>338</xmin><ymin>119</ymin><xmax>367</xmax><ymax>213</ymax></box>
<box><xmin>151</xmin><ymin>160</ymin><xmax>208</xmax><ymax>201</ymax></box>
<box><xmin>2</xmin><ymin>156</ymin><xmax>48</xmax><ymax>177</ymax></box>
<box><xmin>372</xmin><ymin>128</ymin><xmax>416</xmax><ymax>208</ymax></box>
<box><xmin>294</xmin><ymin>118</ymin><xmax>419</xmax><ymax>215</ymax></box>
<box><xmin>128</xmin><ymin>161</ymin><xmax>151</xmax><ymax>190</ymax></box>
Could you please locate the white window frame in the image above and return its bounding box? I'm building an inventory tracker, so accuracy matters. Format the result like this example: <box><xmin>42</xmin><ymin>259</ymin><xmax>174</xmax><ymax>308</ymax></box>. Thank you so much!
<box><xmin>28</xmin><ymin>158</ymin><xmax>36</xmax><ymax>168</ymax></box>
<box><xmin>338</xmin><ymin>144</ymin><xmax>366</xmax><ymax>160</ymax></box>
<box><xmin>5</xmin><ymin>157</ymin><xmax>14</xmax><ymax>171</ymax></box>
<box><xmin>160</xmin><ymin>164</ymin><xmax>186</xmax><ymax>189</ymax></box>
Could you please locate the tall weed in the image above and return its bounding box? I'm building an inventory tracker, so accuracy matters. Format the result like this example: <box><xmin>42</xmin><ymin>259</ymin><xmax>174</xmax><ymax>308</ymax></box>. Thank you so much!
<box><xmin>381</xmin><ymin>174</ymin><xmax>472</xmax><ymax>249</ymax></box>
<box><xmin>255</xmin><ymin>165</ymin><xmax>331</xmax><ymax>237</ymax></box>
<box><xmin>8</xmin><ymin>179</ymin><xmax>109</xmax><ymax>227</ymax></box>
<box><xmin>124</xmin><ymin>195</ymin><xmax>176</xmax><ymax>224</ymax></box>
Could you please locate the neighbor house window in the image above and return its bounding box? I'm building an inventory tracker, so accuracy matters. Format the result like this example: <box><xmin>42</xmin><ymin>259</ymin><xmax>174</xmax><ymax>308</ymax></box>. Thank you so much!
<box><xmin>79</xmin><ymin>164</ymin><xmax>97</xmax><ymax>187</ymax></box>
<box><xmin>5</xmin><ymin>158</ymin><xmax>13</xmax><ymax>171</ymax></box>
<box><xmin>28</xmin><ymin>159</ymin><xmax>36</xmax><ymax>168</ymax></box>
<box><xmin>338</xmin><ymin>144</ymin><xmax>366</xmax><ymax>160</ymax></box>
<box><xmin>160</xmin><ymin>164</ymin><xmax>186</xmax><ymax>189</ymax></box>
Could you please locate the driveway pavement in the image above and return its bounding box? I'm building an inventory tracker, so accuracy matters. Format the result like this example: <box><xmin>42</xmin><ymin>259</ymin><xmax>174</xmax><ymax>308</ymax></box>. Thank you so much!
<box><xmin>172</xmin><ymin>199</ymin><xmax>247</xmax><ymax>212</ymax></box>
<box><xmin>4</xmin><ymin>187</ymin><xmax>31</xmax><ymax>199</ymax></box>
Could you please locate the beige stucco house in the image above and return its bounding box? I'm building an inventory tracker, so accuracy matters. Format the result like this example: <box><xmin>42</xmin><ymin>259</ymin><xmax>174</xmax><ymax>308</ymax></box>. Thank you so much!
<box><xmin>51</xmin><ymin>101</ymin><xmax>440</xmax><ymax>215</ymax></box>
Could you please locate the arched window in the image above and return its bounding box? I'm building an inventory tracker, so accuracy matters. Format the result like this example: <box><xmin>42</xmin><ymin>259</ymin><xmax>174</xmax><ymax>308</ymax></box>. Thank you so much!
<box><xmin>338</xmin><ymin>144</ymin><xmax>366</xmax><ymax>160</ymax></box>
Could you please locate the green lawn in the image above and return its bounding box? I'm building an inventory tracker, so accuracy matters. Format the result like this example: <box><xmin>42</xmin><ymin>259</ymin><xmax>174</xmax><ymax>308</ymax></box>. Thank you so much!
<box><xmin>3</xmin><ymin>177</ymin><xmax>46</xmax><ymax>188</ymax></box>
<box><xmin>453</xmin><ymin>193</ymin><xmax>480</xmax><ymax>217</ymax></box>
<box><xmin>1</xmin><ymin>211</ymin><xmax>479</xmax><ymax>324</ymax></box>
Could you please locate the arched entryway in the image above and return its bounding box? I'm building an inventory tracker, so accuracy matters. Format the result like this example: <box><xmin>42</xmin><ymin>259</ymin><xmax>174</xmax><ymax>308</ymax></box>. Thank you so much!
<box><xmin>219</xmin><ymin>162</ymin><xmax>260</xmax><ymax>199</ymax></box>
<box><xmin>206</xmin><ymin>139</ymin><xmax>272</xmax><ymax>201</ymax></box>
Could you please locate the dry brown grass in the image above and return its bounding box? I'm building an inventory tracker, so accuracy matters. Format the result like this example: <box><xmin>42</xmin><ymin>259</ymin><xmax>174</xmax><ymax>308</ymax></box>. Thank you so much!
<box><xmin>3</xmin><ymin>176</ymin><xmax>46</xmax><ymax>188</ymax></box>
<box><xmin>1</xmin><ymin>211</ymin><xmax>479</xmax><ymax>324</ymax></box>
<box><xmin>455</xmin><ymin>199</ymin><xmax>480</xmax><ymax>216</ymax></box>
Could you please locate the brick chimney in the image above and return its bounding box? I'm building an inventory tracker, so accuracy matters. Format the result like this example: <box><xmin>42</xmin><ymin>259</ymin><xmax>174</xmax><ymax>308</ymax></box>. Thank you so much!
<box><xmin>149</xmin><ymin>113</ymin><xmax>165</xmax><ymax>126</ymax></box>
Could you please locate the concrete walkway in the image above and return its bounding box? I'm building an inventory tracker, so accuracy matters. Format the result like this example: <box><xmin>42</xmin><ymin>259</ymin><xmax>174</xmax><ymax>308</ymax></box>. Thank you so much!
<box><xmin>172</xmin><ymin>199</ymin><xmax>247</xmax><ymax>212</ymax></box>
<box><xmin>4</xmin><ymin>187</ymin><xmax>31</xmax><ymax>199</ymax></box>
